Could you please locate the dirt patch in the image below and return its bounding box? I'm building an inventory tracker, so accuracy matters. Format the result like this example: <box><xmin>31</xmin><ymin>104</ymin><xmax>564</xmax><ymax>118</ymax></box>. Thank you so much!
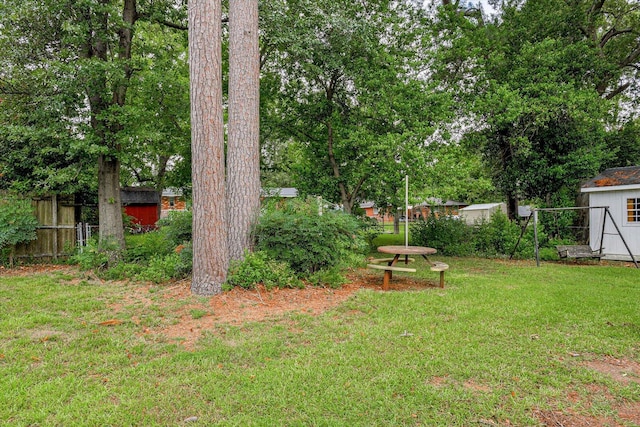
<box><xmin>583</xmin><ymin>356</ymin><xmax>640</xmax><ymax>385</ymax></box>
<box><xmin>114</xmin><ymin>270</ymin><xmax>439</xmax><ymax>349</ymax></box>
<box><xmin>532</xmin><ymin>357</ymin><xmax>640</xmax><ymax>426</ymax></box>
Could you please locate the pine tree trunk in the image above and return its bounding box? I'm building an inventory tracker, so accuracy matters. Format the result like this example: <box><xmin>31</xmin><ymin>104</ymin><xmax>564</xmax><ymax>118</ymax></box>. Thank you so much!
<box><xmin>189</xmin><ymin>0</ymin><xmax>228</xmax><ymax>295</ymax></box>
<box><xmin>227</xmin><ymin>0</ymin><xmax>260</xmax><ymax>261</ymax></box>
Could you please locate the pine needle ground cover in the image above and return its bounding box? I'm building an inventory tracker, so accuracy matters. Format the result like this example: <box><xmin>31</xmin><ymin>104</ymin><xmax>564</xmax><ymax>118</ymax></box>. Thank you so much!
<box><xmin>1</xmin><ymin>259</ymin><xmax>639</xmax><ymax>425</ymax></box>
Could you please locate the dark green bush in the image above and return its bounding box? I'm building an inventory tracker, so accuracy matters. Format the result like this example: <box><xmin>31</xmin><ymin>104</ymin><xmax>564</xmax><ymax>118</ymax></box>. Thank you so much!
<box><xmin>473</xmin><ymin>211</ymin><xmax>521</xmax><ymax>256</ymax></box>
<box><xmin>255</xmin><ymin>199</ymin><xmax>368</xmax><ymax>274</ymax></box>
<box><xmin>411</xmin><ymin>211</ymin><xmax>538</xmax><ymax>258</ymax></box>
<box><xmin>157</xmin><ymin>210</ymin><xmax>192</xmax><ymax>246</ymax></box>
<box><xmin>0</xmin><ymin>195</ymin><xmax>38</xmax><ymax>265</ymax></box>
<box><xmin>73</xmin><ymin>238</ymin><xmax>122</xmax><ymax>271</ymax></box>
<box><xmin>124</xmin><ymin>232</ymin><xmax>173</xmax><ymax>262</ymax></box>
<box><xmin>226</xmin><ymin>251</ymin><xmax>301</xmax><ymax>290</ymax></box>
<box><xmin>410</xmin><ymin>214</ymin><xmax>475</xmax><ymax>256</ymax></box>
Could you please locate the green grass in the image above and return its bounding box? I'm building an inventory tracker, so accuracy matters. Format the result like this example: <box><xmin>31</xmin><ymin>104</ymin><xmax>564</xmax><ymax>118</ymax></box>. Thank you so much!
<box><xmin>1</xmin><ymin>260</ymin><xmax>640</xmax><ymax>425</ymax></box>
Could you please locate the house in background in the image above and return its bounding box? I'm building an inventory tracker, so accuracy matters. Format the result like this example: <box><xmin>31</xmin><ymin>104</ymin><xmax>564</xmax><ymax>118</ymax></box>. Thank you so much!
<box><xmin>412</xmin><ymin>198</ymin><xmax>468</xmax><ymax>219</ymax></box>
<box><xmin>459</xmin><ymin>202</ymin><xmax>507</xmax><ymax>225</ymax></box>
<box><xmin>581</xmin><ymin>165</ymin><xmax>640</xmax><ymax>261</ymax></box>
<box><xmin>359</xmin><ymin>198</ymin><xmax>468</xmax><ymax>222</ymax></box>
<box><xmin>261</xmin><ymin>187</ymin><xmax>299</xmax><ymax>199</ymax></box>
<box><xmin>161</xmin><ymin>188</ymin><xmax>187</xmax><ymax>218</ymax></box>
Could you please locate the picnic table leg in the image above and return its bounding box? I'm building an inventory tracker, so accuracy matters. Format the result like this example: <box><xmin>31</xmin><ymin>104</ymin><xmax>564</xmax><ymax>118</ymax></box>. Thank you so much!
<box><xmin>383</xmin><ymin>255</ymin><xmax>400</xmax><ymax>291</ymax></box>
<box><xmin>439</xmin><ymin>271</ymin><xmax>445</xmax><ymax>288</ymax></box>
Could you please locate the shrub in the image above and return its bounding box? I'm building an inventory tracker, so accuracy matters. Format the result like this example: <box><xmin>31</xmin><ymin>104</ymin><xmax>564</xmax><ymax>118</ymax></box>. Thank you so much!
<box><xmin>255</xmin><ymin>199</ymin><xmax>368</xmax><ymax>274</ymax></box>
<box><xmin>136</xmin><ymin>252</ymin><xmax>186</xmax><ymax>283</ymax></box>
<box><xmin>226</xmin><ymin>251</ymin><xmax>302</xmax><ymax>290</ymax></box>
<box><xmin>0</xmin><ymin>195</ymin><xmax>38</xmax><ymax>266</ymax></box>
<box><xmin>73</xmin><ymin>238</ymin><xmax>122</xmax><ymax>271</ymax></box>
<box><xmin>410</xmin><ymin>213</ymin><xmax>474</xmax><ymax>256</ymax></box>
<box><xmin>473</xmin><ymin>211</ymin><xmax>522</xmax><ymax>256</ymax></box>
<box><xmin>157</xmin><ymin>210</ymin><xmax>192</xmax><ymax>246</ymax></box>
<box><xmin>124</xmin><ymin>232</ymin><xmax>174</xmax><ymax>262</ymax></box>
<box><xmin>307</xmin><ymin>267</ymin><xmax>348</xmax><ymax>289</ymax></box>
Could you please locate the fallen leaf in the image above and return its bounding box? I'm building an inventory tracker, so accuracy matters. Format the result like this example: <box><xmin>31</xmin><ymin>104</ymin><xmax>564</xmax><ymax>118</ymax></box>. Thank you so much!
<box><xmin>98</xmin><ymin>319</ymin><xmax>122</xmax><ymax>326</ymax></box>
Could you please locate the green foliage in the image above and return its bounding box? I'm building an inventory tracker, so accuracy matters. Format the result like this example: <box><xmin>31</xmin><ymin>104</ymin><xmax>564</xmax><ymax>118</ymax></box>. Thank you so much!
<box><xmin>473</xmin><ymin>211</ymin><xmax>522</xmax><ymax>257</ymax></box>
<box><xmin>410</xmin><ymin>211</ymin><xmax>535</xmax><ymax>258</ymax></box>
<box><xmin>306</xmin><ymin>267</ymin><xmax>348</xmax><ymax>289</ymax></box>
<box><xmin>72</xmin><ymin>238</ymin><xmax>122</xmax><ymax>271</ymax></box>
<box><xmin>226</xmin><ymin>251</ymin><xmax>302</xmax><ymax>290</ymax></box>
<box><xmin>0</xmin><ymin>195</ymin><xmax>38</xmax><ymax>251</ymax></box>
<box><xmin>157</xmin><ymin>210</ymin><xmax>192</xmax><ymax>246</ymax></box>
<box><xmin>135</xmin><ymin>253</ymin><xmax>184</xmax><ymax>284</ymax></box>
<box><xmin>124</xmin><ymin>232</ymin><xmax>174</xmax><ymax>262</ymax></box>
<box><xmin>255</xmin><ymin>199</ymin><xmax>368</xmax><ymax>274</ymax></box>
<box><xmin>73</xmin><ymin>231</ymin><xmax>191</xmax><ymax>282</ymax></box>
<box><xmin>410</xmin><ymin>214</ymin><xmax>474</xmax><ymax>256</ymax></box>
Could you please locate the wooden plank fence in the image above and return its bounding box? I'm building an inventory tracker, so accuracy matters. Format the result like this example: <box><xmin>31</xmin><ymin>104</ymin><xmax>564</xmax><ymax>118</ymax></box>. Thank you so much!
<box><xmin>15</xmin><ymin>195</ymin><xmax>77</xmax><ymax>260</ymax></box>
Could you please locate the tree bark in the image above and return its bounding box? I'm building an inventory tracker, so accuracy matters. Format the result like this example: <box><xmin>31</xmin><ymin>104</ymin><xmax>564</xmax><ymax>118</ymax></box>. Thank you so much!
<box><xmin>227</xmin><ymin>0</ymin><xmax>260</xmax><ymax>261</ymax></box>
<box><xmin>98</xmin><ymin>155</ymin><xmax>125</xmax><ymax>247</ymax></box>
<box><xmin>83</xmin><ymin>0</ymin><xmax>137</xmax><ymax>250</ymax></box>
<box><xmin>189</xmin><ymin>0</ymin><xmax>228</xmax><ymax>295</ymax></box>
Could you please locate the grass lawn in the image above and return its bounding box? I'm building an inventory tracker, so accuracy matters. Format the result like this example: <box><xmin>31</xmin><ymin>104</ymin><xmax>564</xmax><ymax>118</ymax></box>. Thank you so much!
<box><xmin>1</xmin><ymin>259</ymin><xmax>640</xmax><ymax>425</ymax></box>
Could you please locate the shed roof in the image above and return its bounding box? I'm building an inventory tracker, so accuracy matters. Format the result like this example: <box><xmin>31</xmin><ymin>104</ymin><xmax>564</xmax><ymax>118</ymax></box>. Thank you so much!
<box><xmin>582</xmin><ymin>166</ymin><xmax>640</xmax><ymax>192</ymax></box>
<box><xmin>121</xmin><ymin>187</ymin><xmax>159</xmax><ymax>204</ymax></box>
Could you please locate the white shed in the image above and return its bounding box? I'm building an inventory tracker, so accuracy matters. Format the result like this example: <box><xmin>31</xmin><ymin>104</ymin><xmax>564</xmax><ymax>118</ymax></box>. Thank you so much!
<box><xmin>581</xmin><ymin>166</ymin><xmax>640</xmax><ymax>261</ymax></box>
<box><xmin>459</xmin><ymin>202</ymin><xmax>507</xmax><ymax>225</ymax></box>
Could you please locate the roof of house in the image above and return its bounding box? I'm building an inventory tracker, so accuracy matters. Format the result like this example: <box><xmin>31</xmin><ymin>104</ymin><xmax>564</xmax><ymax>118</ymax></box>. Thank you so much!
<box><xmin>582</xmin><ymin>166</ymin><xmax>640</xmax><ymax>191</ymax></box>
<box><xmin>162</xmin><ymin>188</ymin><xmax>183</xmax><ymax>198</ymax></box>
<box><xmin>261</xmin><ymin>187</ymin><xmax>298</xmax><ymax>198</ymax></box>
<box><xmin>460</xmin><ymin>202</ymin><xmax>504</xmax><ymax>211</ymax></box>
<box><xmin>415</xmin><ymin>198</ymin><xmax>467</xmax><ymax>207</ymax></box>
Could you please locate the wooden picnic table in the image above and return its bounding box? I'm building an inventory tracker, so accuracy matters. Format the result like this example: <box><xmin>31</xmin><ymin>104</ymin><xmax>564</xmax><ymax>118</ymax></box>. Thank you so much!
<box><xmin>368</xmin><ymin>245</ymin><xmax>447</xmax><ymax>290</ymax></box>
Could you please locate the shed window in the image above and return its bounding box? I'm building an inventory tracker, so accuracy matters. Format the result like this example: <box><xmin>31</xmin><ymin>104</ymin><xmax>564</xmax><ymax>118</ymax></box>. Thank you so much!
<box><xmin>627</xmin><ymin>198</ymin><xmax>640</xmax><ymax>222</ymax></box>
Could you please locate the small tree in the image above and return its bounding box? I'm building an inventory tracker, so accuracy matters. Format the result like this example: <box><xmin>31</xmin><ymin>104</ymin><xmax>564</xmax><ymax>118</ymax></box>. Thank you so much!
<box><xmin>0</xmin><ymin>196</ymin><xmax>38</xmax><ymax>267</ymax></box>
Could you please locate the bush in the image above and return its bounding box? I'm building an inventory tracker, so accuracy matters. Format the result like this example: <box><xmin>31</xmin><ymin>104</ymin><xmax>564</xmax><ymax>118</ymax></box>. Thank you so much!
<box><xmin>0</xmin><ymin>195</ymin><xmax>38</xmax><ymax>265</ymax></box>
<box><xmin>410</xmin><ymin>214</ymin><xmax>474</xmax><ymax>256</ymax></box>
<box><xmin>157</xmin><ymin>210</ymin><xmax>192</xmax><ymax>246</ymax></box>
<box><xmin>255</xmin><ymin>199</ymin><xmax>368</xmax><ymax>274</ymax></box>
<box><xmin>73</xmin><ymin>238</ymin><xmax>122</xmax><ymax>271</ymax></box>
<box><xmin>226</xmin><ymin>251</ymin><xmax>302</xmax><ymax>290</ymax></box>
<box><xmin>473</xmin><ymin>211</ymin><xmax>521</xmax><ymax>256</ymax></box>
<box><xmin>124</xmin><ymin>232</ymin><xmax>174</xmax><ymax>262</ymax></box>
<box><xmin>410</xmin><ymin>211</ymin><xmax>537</xmax><ymax>258</ymax></box>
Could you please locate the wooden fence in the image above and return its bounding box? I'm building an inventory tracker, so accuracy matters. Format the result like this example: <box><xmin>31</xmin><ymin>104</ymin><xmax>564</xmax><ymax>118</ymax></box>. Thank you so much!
<box><xmin>15</xmin><ymin>195</ymin><xmax>77</xmax><ymax>260</ymax></box>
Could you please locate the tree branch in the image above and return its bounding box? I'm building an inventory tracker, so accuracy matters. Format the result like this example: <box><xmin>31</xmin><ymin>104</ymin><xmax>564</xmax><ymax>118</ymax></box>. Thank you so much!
<box><xmin>599</xmin><ymin>27</ymin><xmax>634</xmax><ymax>48</ymax></box>
<box><xmin>605</xmin><ymin>81</ymin><xmax>631</xmax><ymax>100</ymax></box>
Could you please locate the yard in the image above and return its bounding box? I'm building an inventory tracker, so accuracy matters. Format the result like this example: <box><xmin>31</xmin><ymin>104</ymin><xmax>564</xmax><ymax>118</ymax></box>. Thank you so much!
<box><xmin>1</xmin><ymin>258</ymin><xmax>640</xmax><ymax>426</ymax></box>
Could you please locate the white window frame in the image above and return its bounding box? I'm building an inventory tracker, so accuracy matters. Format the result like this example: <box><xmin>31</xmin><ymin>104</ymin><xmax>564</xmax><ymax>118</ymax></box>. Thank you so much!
<box><xmin>625</xmin><ymin>197</ymin><xmax>640</xmax><ymax>226</ymax></box>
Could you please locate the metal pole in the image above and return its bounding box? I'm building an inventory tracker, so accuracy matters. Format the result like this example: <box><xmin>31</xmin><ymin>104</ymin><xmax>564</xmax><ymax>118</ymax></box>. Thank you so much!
<box><xmin>605</xmin><ymin>207</ymin><xmax>639</xmax><ymax>268</ymax></box>
<box><xmin>405</xmin><ymin>175</ymin><xmax>409</xmax><ymax>247</ymax></box>
<box><xmin>533</xmin><ymin>209</ymin><xmax>540</xmax><ymax>267</ymax></box>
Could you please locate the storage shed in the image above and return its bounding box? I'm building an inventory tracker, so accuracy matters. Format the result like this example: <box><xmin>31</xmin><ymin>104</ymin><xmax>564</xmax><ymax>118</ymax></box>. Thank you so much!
<box><xmin>581</xmin><ymin>166</ymin><xmax>640</xmax><ymax>261</ymax></box>
<box><xmin>459</xmin><ymin>203</ymin><xmax>507</xmax><ymax>225</ymax></box>
<box><xmin>121</xmin><ymin>187</ymin><xmax>159</xmax><ymax>229</ymax></box>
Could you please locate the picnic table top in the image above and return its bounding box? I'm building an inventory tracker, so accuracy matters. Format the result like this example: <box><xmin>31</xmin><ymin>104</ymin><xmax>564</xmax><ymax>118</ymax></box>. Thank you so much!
<box><xmin>377</xmin><ymin>245</ymin><xmax>437</xmax><ymax>256</ymax></box>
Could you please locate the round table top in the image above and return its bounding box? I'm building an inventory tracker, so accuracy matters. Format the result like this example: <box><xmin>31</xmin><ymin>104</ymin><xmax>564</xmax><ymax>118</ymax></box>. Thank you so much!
<box><xmin>377</xmin><ymin>245</ymin><xmax>437</xmax><ymax>255</ymax></box>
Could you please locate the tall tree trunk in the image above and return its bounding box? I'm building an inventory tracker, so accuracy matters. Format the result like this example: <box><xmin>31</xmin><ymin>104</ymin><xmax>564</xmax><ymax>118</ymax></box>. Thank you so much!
<box><xmin>98</xmin><ymin>155</ymin><xmax>125</xmax><ymax>248</ymax></box>
<box><xmin>227</xmin><ymin>0</ymin><xmax>260</xmax><ymax>261</ymax></box>
<box><xmin>84</xmin><ymin>0</ymin><xmax>138</xmax><ymax>250</ymax></box>
<box><xmin>189</xmin><ymin>0</ymin><xmax>228</xmax><ymax>295</ymax></box>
